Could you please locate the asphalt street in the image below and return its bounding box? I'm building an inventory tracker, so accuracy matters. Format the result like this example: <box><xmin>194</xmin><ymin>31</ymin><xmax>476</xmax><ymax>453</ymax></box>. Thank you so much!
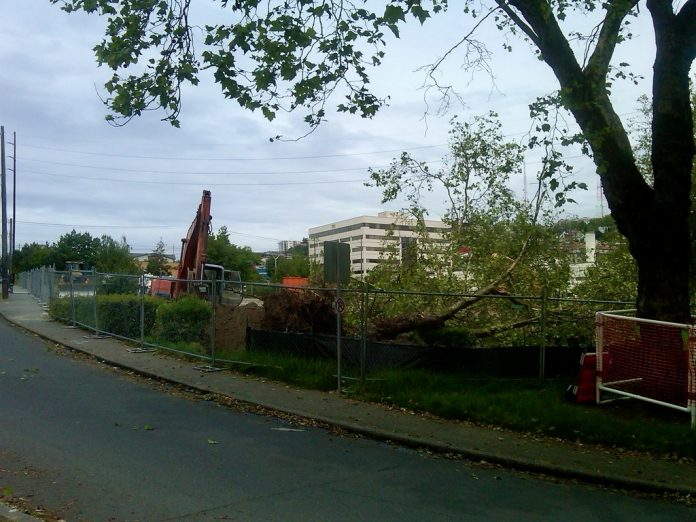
<box><xmin>0</xmin><ymin>318</ymin><xmax>694</xmax><ymax>521</ymax></box>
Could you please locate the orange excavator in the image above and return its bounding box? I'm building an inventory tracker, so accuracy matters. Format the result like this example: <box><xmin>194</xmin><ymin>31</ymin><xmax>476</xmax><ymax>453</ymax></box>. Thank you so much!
<box><xmin>149</xmin><ymin>190</ymin><xmax>241</xmax><ymax>303</ymax></box>
<box><xmin>174</xmin><ymin>189</ymin><xmax>214</xmax><ymax>297</ymax></box>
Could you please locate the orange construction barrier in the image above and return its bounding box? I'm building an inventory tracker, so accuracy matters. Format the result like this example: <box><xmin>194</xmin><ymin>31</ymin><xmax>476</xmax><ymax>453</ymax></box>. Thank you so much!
<box><xmin>571</xmin><ymin>352</ymin><xmax>597</xmax><ymax>403</ymax></box>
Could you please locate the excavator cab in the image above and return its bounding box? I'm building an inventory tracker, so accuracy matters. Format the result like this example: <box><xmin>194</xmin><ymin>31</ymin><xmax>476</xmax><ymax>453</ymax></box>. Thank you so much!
<box><xmin>199</xmin><ymin>264</ymin><xmax>243</xmax><ymax>305</ymax></box>
<box><xmin>196</xmin><ymin>263</ymin><xmax>223</xmax><ymax>298</ymax></box>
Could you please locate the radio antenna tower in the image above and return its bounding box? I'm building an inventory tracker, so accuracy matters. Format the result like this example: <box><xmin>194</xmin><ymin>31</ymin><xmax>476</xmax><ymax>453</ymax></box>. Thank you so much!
<box><xmin>523</xmin><ymin>162</ymin><xmax>528</xmax><ymax>205</ymax></box>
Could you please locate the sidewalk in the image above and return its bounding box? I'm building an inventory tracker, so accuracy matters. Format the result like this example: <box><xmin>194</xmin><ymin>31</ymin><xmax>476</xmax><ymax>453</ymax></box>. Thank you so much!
<box><xmin>2</xmin><ymin>290</ymin><xmax>695</xmax><ymax>497</ymax></box>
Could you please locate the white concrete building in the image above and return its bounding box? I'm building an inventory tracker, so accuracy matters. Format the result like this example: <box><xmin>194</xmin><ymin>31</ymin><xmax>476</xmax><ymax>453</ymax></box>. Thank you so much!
<box><xmin>569</xmin><ymin>231</ymin><xmax>597</xmax><ymax>284</ymax></box>
<box><xmin>277</xmin><ymin>240</ymin><xmax>301</xmax><ymax>255</ymax></box>
<box><xmin>308</xmin><ymin>211</ymin><xmax>449</xmax><ymax>278</ymax></box>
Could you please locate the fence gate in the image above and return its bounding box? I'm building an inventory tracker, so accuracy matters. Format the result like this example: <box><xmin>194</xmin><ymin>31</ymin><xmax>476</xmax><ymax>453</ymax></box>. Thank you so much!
<box><xmin>595</xmin><ymin>311</ymin><xmax>696</xmax><ymax>427</ymax></box>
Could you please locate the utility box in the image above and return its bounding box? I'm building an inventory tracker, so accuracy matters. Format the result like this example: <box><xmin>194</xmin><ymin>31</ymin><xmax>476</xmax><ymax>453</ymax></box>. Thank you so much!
<box><xmin>323</xmin><ymin>241</ymin><xmax>350</xmax><ymax>284</ymax></box>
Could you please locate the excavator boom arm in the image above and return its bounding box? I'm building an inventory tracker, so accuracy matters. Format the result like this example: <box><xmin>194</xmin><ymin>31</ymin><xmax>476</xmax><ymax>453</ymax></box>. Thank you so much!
<box><xmin>174</xmin><ymin>190</ymin><xmax>212</xmax><ymax>297</ymax></box>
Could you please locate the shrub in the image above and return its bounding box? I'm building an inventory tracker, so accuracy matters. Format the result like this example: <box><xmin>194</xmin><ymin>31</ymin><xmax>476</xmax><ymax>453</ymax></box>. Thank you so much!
<box><xmin>49</xmin><ymin>294</ymin><xmax>160</xmax><ymax>339</ymax></box>
<box><xmin>154</xmin><ymin>296</ymin><xmax>212</xmax><ymax>344</ymax></box>
<box><xmin>50</xmin><ymin>296</ymin><xmax>93</xmax><ymax>325</ymax></box>
<box><xmin>98</xmin><ymin>294</ymin><xmax>159</xmax><ymax>338</ymax></box>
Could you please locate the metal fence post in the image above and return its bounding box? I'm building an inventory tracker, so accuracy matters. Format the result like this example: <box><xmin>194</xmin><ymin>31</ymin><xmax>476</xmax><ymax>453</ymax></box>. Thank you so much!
<box><xmin>194</xmin><ymin>274</ymin><xmax>221</xmax><ymax>372</ymax></box>
<box><xmin>70</xmin><ymin>269</ymin><xmax>76</xmax><ymax>327</ymax></box>
<box><xmin>210</xmin><ymin>274</ymin><xmax>217</xmax><ymax>368</ymax></box>
<box><xmin>539</xmin><ymin>284</ymin><xmax>548</xmax><ymax>379</ymax></box>
<box><xmin>140</xmin><ymin>271</ymin><xmax>146</xmax><ymax>349</ymax></box>
<box><xmin>92</xmin><ymin>268</ymin><xmax>99</xmax><ymax>335</ymax></box>
<box><xmin>336</xmin><ymin>283</ymin><xmax>342</xmax><ymax>394</ymax></box>
<box><xmin>360</xmin><ymin>284</ymin><xmax>368</xmax><ymax>384</ymax></box>
<box><xmin>47</xmin><ymin>267</ymin><xmax>55</xmax><ymax>310</ymax></box>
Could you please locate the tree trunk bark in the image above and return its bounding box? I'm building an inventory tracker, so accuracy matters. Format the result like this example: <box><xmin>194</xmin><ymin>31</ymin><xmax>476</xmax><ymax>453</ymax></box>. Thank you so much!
<box><xmin>506</xmin><ymin>1</ymin><xmax>695</xmax><ymax>323</ymax></box>
<box><xmin>631</xmin><ymin>217</ymin><xmax>691</xmax><ymax>323</ymax></box>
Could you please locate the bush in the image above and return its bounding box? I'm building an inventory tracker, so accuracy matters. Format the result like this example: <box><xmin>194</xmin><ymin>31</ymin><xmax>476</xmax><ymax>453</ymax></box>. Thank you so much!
<box><xmin>50</xmin><ymin>296</ymin><xmax>93</xmax><ymax>325</ymax></box>
<box><xmin>154</xmin><ymin>296</ymin><xmax>212</xmax><ymax>344</ymax></box>
<box><xmin>50</xmin><ymin>294</ymin><xmax>160</xmax><ymax>339</ymax></box>
<box><xmin>98</xmin><ymin>294</ymin><xmax>159</xmax><ymax>338</ymax></box>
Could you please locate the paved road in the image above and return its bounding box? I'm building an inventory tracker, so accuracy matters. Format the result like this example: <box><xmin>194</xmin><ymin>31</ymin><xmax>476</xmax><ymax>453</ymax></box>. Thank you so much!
<box><xmin>0</xmin><ymin>319</ymin><xmax>693</xmax><ymax>521</ymax></box>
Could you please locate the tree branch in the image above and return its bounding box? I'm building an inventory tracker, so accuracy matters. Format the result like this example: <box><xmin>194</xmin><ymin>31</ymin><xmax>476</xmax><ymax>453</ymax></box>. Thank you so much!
<box><xmin>676</xmin><ymin>0</ymin><xmax>696</xmax><ymax>61</ymax></box>
<box><xmin>471</xmin><ymin>317</ymin><xmax>539</xmax><ymax>338</ymax></box>
<box><xmin>368</xmin><ymin>234</ymin><xmax>533</xmax><ymax>340</ymax></box>
<box><xmin>493</xmin><ymin>1</ymin><xmax>540</xmax><ymax>47</ymax></box>
<box><xmin>504</xmin><ymin>0</ymin><xmax>583</xmax><ymax>86</ymax></box>
<box><xmin>585</xmin><ymin>0</ymin><xmax>639</xmax><ymax>82</ymax></box>
<box><xmin>440</xmin><ymin>234</ymin><xmax>531</xmax><ymax>322</ymax></box>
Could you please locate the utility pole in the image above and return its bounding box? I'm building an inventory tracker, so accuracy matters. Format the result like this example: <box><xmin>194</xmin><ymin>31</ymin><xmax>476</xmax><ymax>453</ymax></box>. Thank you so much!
<box><xmin>1</xmin><ymin>126</ymin><xmax>8</xmax><ymax>299</ymax></box>
<box><xmin>8</xmin><ymin>132</ymin><xmax>15</xmax><ymax>285</ymax></box>
<box><xmin>8</xmin><ymin>219</ymin><xmax>12</xmax><ymax>279</ymax></box>
<box><xmin>11</xmin><ymin>132</ymin><xmax>16</xmax><ymax>278</ymax></box>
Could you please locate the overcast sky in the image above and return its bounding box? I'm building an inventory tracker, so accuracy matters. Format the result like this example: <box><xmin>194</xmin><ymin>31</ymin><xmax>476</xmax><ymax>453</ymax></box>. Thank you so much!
<box><xmin>0</xmin><ymin>1</ymin><xmax>663</xmax><ymax>256</ymax></box>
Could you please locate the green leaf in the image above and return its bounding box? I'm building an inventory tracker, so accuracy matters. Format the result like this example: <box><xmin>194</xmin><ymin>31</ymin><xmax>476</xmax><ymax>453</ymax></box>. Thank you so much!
<box><xmin>411</xmin><ymin>5</ymin><xmax>430</xmax><ymax>24</ymax></box>
<box><xmin>261</xmin><ymin>106</ymin><xmax>276</xmax><ymax>121</ymax></box>
<box><xmin>383</xmin><ymin>5</ymin><xmax>406</xmax><ymax>24</ymax></box>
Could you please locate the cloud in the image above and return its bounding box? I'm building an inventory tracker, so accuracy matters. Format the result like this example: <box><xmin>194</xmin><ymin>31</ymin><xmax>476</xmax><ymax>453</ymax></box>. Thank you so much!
<box><xmin>1</xmin><ymin>1</ymin><xmax>658</xmax><ymax>257</ymax></box>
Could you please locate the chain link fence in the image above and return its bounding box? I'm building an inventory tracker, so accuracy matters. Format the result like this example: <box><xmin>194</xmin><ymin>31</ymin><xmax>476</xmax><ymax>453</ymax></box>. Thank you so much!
<box><xmin>242</xmin><ymin>280</ymin><xmax>633</xmax><ymax>382</ymax></box>
<box><xmin>18</xmin><ymin>267</ymin><xmax>237</xmax><ymax>369</ymax></box>
<box><xmin>17</xmin><ymin>267</ymin><xmax>632</xmax><ymax>382</ymax></box>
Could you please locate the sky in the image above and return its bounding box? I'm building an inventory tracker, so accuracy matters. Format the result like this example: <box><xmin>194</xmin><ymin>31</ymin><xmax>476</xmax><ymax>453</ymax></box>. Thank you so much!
<box><xmin>0</xmin><ymin>1</ymin><xmax>663</xmax><ymax>257</ymax></box>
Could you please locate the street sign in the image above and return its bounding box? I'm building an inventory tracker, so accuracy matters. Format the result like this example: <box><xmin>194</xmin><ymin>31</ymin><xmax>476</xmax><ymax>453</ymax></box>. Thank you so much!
<box><xmin>335</xmin><ymin>297</ymin><xmax>346</xmax><ymax>314</ymax></box>
<box><xmin>323</xmin><ymin>241</ymin><xmax>350</xmax><ymax>284</ymax></box>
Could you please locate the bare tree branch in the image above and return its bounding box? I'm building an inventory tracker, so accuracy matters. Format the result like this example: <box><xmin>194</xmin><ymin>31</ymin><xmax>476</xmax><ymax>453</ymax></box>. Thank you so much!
<box><xmin>417</xmin><ymin>7</ymin><xmax>500</xmax><ymax>120</ymax></box>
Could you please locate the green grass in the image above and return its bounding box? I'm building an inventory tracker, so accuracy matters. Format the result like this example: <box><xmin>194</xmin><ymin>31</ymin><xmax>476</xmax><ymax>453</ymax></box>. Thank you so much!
<box><xmin>210</xmin><ymin>350</ymin><xmax>696</xmax><ymax>459</ymax></box>
<box><xmin>354</xmin><ymin>368</ymin><xmax>696</xmax><ymax>458</ymax></box>
<box><xmin>143</xmin><ymin>337</ymin><xmax>208</xmax><ymax>357</ymax></box>
<box><xmin>216</xmin><ymin>349</ymin><xmax>337</xmax><ymax>391</ymax></box>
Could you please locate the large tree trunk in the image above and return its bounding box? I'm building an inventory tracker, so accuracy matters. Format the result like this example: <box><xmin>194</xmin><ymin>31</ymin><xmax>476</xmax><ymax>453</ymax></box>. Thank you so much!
<box><xmin>628</xmin><ymin>3</ymin><xmax>694</xmax><ymax>323</ymax></box>
<box><xmin>631</xmin><ymin>217</ymin><xmax>691</xmax><ymax>323</ymax></box>
<box><xmin>506</xmin><ymin>0</ymin><xmax>696</xmax><ymax>323</ymax></box>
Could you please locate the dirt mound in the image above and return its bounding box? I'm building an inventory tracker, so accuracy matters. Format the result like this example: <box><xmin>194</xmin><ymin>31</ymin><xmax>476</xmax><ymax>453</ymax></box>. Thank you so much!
<box><xmin>262</xmin><ymin>290</ymin><xmax>336</xmax><ymax>334</ymax></box>
<box><xmin>214</xmin><ymin>302</ymin><xmax>264</xmax><ymax>350</ymax></box>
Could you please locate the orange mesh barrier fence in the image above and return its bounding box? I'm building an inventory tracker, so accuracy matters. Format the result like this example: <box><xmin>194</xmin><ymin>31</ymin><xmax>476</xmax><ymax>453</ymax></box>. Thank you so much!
<box><xmin>596</xmin><ymin>312</ymin><xmax>696</xmax><ymax>424</ymax></box>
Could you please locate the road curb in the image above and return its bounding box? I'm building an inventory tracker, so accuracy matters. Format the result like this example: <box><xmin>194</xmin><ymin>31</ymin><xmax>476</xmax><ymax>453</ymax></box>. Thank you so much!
<box><xmin>0</xmin><ymin>502</ymin><xmax>43</xmax><ymax>522</ymax></box>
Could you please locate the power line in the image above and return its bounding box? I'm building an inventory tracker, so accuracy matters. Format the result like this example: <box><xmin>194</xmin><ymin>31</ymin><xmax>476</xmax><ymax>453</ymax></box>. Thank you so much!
<box><xmin>16</xmin><ymin>220</ymin><xmax>178</xmax><ymax>229</ymax></box>
<box><xmin>20</xmin><ymin>160</ymin><xmax>378</xmax><ymax>175</ymax></box>
<box><xmin>21</xmin><ymin>157</ymin><xmax>445</xmax><ymax>175</ymax></box>
<box><xmin>224</xmin><ymin>230</ymin><xmax>287</xmax><ymax>242</ymax></box>
<box><xmin>20</xmin><ymin>142</ymin><xmax>449</xmax><ymax>161</ymax></box>
<box><xmin>21</xmin><ymin>151</ymin><xmax>589</xmax><ymax>185</ymax></box>
<box><xmin>21</xmin><ymin>170</ymin><xmax>369</xmax><ymax>186</ymax></box>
